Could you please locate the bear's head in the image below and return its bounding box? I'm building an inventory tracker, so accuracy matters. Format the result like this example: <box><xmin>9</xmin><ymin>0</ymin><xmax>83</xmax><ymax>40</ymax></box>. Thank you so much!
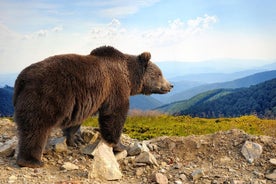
<box><xmin>139</xmin><ymin>52</ymin><xmax>173</xmax><ymax>95</ymax></box>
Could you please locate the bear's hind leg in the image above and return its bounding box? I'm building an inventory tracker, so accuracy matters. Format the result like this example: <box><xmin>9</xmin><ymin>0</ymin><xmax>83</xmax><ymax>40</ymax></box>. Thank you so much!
<box><xmin>17</xmin><ymin>126</ymin><xmax>50</xmax><ymax>168</ymax></box>
<box><xmin>62</xmin><ymin>125</ymin><xmax>84</xmax><ymax>147</ymax></box>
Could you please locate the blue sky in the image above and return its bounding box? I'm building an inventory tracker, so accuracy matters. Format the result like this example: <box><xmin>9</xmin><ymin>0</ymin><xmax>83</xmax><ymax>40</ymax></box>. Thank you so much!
<box><xmin>0</xmin><ymin>0</ymin><xmax>276</xmax><ymax>73</ymax></box>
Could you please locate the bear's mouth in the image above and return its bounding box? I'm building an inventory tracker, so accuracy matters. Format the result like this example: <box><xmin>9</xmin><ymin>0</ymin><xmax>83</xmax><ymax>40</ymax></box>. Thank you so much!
<box><xmin>151</xmin><ymin>88</ymin><xmax>171</xmax><ymax>94</ymax></box>
<box><xmin>160</xmin><ymin>88</ymin><xmax>171</xmax><ymax>94</ymax></box>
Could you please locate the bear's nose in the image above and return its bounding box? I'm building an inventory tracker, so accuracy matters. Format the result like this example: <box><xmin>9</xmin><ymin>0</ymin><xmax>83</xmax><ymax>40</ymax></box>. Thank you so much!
<box><xmin>170</xmin><ymin>84</ymin><xmax>174</xmax><ymax>88</ymax></box>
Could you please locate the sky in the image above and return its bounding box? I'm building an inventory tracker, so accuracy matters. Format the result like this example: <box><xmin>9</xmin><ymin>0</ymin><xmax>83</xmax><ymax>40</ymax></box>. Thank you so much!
<box><xmin>0</xmin><ymin>0</ymin><xmax>276</xmax><ymax>73</ymax></box>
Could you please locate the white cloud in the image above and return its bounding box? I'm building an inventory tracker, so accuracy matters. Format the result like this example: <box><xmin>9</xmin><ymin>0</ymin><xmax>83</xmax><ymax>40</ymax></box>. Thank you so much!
<box><xmin>89</xmin><ymin>0</ymin><xmax>160</xmax><ymax>18</ymax></box>
<box><xmin>0</xmin><ymin>14</ymin><xmax>275</xmax><ymax>74</ymax></box>
<box><xmin>23</xmin><ymin>25</ymin><xmax>63</xmax><ymax>39</ymax></box>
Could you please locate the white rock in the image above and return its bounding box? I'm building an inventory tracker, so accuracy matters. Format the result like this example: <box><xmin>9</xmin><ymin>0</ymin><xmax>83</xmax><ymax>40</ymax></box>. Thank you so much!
<box><xmin>135</xmin><ymin>151</ymin><xmax>158</xmax><ymax>166</ymax></box>
<box><xmin>265</xmin><ymin>169</ymin><xmax>276</xmax><ymax>181</ymax></box>
<box><xmin>115</xmin><ymin>150</ymin><xmax>128</xmax><ymax>161</ymax></box>
<box><xmin>191</xmin><ymin>169</ymin><xmax>204</xmax><ymax>180</ymax></box>
<box><xmin>48</xmin><ymin>137</ymin><xmax>67</xmax><ymax>153</ymax></box>
<box><xmin>179</xmin><ymin>174</ymin><xmax>188</xmax><ymax>181</ymax></box>
<box><xmin>269</xmin><ymin>158</ymin><xmax>276</xmax><ymax>166</ymax></box>
<box><xmin>0</xmin><ymin>136</ymin><xmax>17</xmax><ymax>157</ymax></box>
<box><xmin>89</xmin><ymin>140</ymin><xmax>122</xmax><ymax>181</ymax></box>
<box><xmin>152</xmin><ymin>173</ymin><xmax>168</xmax><ymax>184</ymax></box>
<box><xmin>141</xmin><ymin>141</ymin><xmax>150</xmax><ymax>152</ymax></box>
<box><xmin>8</xmin><ymin>175</ymin><xmax>17</xmax><ymax>183</ymax></box>
<box><xmin>81</xmin><ymin>139</ymin><xmax>101</xmax><ymax>155</ymax></box>
<box><xmin>61</xmin><ymin>162</ymin><xmax>79</xmax><ymax>170</ymax></box>
<box><xmin>241</xmin><ymin>141</ymin><xmax>263</xmax><ymax>163</ymax></box>
<box><xmin>135</xmin><ymin>167</ymin><xmax>144</xmax><ymax>176</ymax></box>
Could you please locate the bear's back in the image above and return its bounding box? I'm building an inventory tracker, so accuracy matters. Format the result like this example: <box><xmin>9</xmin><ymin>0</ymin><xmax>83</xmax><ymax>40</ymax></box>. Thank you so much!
<box><xmin>90</xmin><ymin>46</ymin><xmax>126</xmax><ymax>60</ymax></box>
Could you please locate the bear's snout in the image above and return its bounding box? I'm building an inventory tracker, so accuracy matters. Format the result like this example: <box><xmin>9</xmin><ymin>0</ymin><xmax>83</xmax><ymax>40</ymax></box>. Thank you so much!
<box><xmin>170</xmin><ymin>84</ymin><xmax>174</xmax><ymax>89</ymax></box>
<box><xmin>160</xmin><ymin>81</ymin><xmax>173</xmax><ymax>94</ymax></box>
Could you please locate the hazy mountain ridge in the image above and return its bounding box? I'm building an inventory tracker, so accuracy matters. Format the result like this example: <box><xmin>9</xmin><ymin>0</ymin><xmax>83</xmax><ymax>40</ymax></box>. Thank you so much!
<box><xmin>129</xmin><ymin>95</ymin><xmax>162</xmax><ymax>110</ymax></box>
<box><xmin>166</xmin><ymin>70</ymin><xmax>276</xmax><ymax>103</ymax></box>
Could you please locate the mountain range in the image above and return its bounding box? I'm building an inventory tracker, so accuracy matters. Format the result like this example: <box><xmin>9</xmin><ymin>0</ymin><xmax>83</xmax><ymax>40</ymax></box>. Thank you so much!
<box><xmin>164</xmin><ymin>70</ymin><xmax>276</xmax><ymax>103</ymax></box>
<box><xmin>0</xmin><ymin>86</ymin><xmax>14</xmax><ymax>117</ymax></box>
<box><xmin>0</xmin><ymin>60</ymin><xmax>275</xmax><ymax>116</ymax></box>
<box><xmin>156</xmin><ymin>78</ymin><xmax>276</xmax><ymax>118</ymax></box>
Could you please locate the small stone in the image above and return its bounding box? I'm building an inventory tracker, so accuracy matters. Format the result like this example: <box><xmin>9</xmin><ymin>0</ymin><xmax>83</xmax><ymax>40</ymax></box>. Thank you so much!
<box><xmin>8</xmin><ymin>175</ymin><xmax>17</xmax><ymax>183</ymax></box>
<box><xmin>230</xmin><ymin>179</ymin><xmax>245</xmax><ymax>184</ymax></box>
<box><xmin>61</xmin><ymin>162</ymin><xmax>79</xmax><ymax>170</ymax></box>
<box><xmin>141</xmin><ymin>141</ymin><xmax>150</xmax><ymax>152</ymax></box>
<box><xmin>191</xmin><ymin>169</ymin><xmax>204</xmax><ymax>180</ymax></box>
<box><xmin>127</xmin><ymin>142</ymin><xmax>142</xmax><ymax>156</ymax></box>
<box><xmin>115</xmin><ymin>150</ymin><xmax>127</xmax><ymax>161</ymax></box>
<box><xmin>251</xmin><ymin>180</ymin><xmax>266</xmax><ymax>184</ymax></box>
<box><xmin>174</xmin><ymin>180</ymin><xmax>182</xmax><ymax>184</ymax></box>
<box><xmin>82</xmin><ymin>130</ymin><xmax>99</xmax><ymax>144</ymax></box>
<box><xmin>49</xmin><ymin>137</ymin><xmax>67</xmax><ymax>153</ymax></box>
<box><xmin>148</xmin><ymin>143</ymin><xmax>158</xmax><ymax>151</ymax></box>
<box><xmin>135</xmin><ymin>151</ymin><xmax>158</xmax><ymax>166</ymax></box>
<box><xmin>179</xmin><ymin>174</ymin><xmax>188</xmax><ymax>181</ymax></box>
<box><xmin>269</xmin><ymin>158</ymin><xmax>276</xmax><ymax>166</ymax></box>
<box><xmin>241</xmin><ymin>141</ymin><xmax>262</xmax><ymax>163</ymax></box>
<box><xmin>173</xmin><ymin>163</ymin><xmax>182</xmax><ymax>169</ymax></box>
<box><xmin>253</xmin><ymin>170</ymin><xmax>264</xmax><ymax>177</ymax></box>
<box><xmin>136</xmin><ymin>167</ymin><xmax>144</xmax><ymax>176</ymax></box>
<box><xmin>152</xmin><ymin>173</ymin><xmax>168</xmax><ymax>184</ymax></box>
<box><xmin>220</xmin><ymin>156</ymin><xmax>231</xmax><ymax>163</ymax></box>
<box><xmin>161</xmin><ymin>161</ymin><xmax>167</xmax><ymax>167</ymax></box>
<box><xmin>265</xmin><ymin>169</ymin><xmax>276</xmax><ymax>181</ymax></box>
<box><xmin>81</xmin><ymin>139</ymin><xmax>101</xmax><ymax>155</ymax></box>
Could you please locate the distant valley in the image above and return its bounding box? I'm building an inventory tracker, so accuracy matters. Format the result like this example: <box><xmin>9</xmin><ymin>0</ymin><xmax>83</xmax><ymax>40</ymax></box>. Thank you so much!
<box><xmin>156</xmin><ymin>78</ymin><xmax>276</xmax><ymax>118</ymax></box>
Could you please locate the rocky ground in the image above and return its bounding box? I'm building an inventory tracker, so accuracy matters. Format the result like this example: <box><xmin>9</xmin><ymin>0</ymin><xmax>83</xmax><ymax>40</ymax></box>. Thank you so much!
<box><xmin>1</xmin><ymin>118</ymin><xmax>276</xmax><ymax>184</ymax></box>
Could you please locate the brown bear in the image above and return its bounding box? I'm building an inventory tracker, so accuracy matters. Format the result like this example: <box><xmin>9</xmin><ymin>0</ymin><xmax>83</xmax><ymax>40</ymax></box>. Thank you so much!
<box><xmin>13</xmin><ymin>46</ymin><xmax>173</xmax><ymax>168</ymax></box>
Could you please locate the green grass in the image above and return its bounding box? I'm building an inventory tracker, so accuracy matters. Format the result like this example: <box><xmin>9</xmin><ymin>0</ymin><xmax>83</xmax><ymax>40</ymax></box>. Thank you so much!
<box><xmin>82</xmin><ymin>115</ymin><xmax>276</xmax><ymax>140</ymax></box>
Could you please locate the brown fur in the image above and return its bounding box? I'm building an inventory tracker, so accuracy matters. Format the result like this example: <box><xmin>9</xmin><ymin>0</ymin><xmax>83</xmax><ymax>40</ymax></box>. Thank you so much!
<box><xmin>13</xmin><ymin>46</ymin><xmax>173</xmax><ymax>168</ymax></box>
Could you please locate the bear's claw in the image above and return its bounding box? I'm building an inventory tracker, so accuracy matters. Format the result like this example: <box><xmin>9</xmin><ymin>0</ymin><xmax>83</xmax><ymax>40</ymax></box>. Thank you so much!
<box><xmin>113</xmin><ymin>141</ymin><xmax>128</xmax><ymax>152</ymax></box>
<box><xmin>17</xmin><ymin>158</ymin><xmax>44</xmax><ymax>168</ymax></box>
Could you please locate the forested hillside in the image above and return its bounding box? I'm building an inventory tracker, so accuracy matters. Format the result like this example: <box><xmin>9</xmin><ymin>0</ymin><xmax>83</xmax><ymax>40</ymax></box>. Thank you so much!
<box><xmin>0</xmin><ymin>86</ymin><xmax>14</xmax><ymax>117</ymax></box>
<box><xmin>157</xmin><ymin>78</ymin><xmax>276</xmax><ymax>118</ymax></box>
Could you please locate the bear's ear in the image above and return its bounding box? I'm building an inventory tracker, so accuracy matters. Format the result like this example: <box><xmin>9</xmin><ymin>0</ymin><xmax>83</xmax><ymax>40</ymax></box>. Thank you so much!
<box><xmin>138</xmin><ymin>52</ymin><xmax>151</xmax><ymax>66</ymax></box>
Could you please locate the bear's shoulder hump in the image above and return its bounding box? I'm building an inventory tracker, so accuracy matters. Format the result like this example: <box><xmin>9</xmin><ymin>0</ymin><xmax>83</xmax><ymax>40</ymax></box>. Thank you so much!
<box><xmin>90</xmin><ymin>46</ymin><xmax>125</xmax><ymax>59</ymax></box>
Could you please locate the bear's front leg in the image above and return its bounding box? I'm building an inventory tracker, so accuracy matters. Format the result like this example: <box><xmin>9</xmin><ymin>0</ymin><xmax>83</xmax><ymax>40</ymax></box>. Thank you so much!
<box><xmin>98</xmin><ymin>102</ymin><xmax>129</xmax><ymax>152</ymax></box>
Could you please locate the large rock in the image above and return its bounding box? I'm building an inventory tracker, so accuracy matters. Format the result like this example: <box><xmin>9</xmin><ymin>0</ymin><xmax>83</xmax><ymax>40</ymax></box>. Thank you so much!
<box><xmin>0</xmin><ymin>136</ymin><xmax>17</xmax><ymax>157</ymax></box>
<box><xmin>89</xmin><ymin>140</ymin><xmax>122</xmax><ymax>181</ymax></box>
<box><xmin>241</xmin><ymin>141</ymin><xmax>262</xmax><ymax>163</ymax></box>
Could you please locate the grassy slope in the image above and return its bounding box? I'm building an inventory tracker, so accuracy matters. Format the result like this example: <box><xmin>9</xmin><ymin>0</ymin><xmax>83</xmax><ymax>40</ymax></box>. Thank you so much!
<box><xmin>83</xmin><ymin>115</ymin><xmax>276</xmax><ymax>140</ymax></box>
